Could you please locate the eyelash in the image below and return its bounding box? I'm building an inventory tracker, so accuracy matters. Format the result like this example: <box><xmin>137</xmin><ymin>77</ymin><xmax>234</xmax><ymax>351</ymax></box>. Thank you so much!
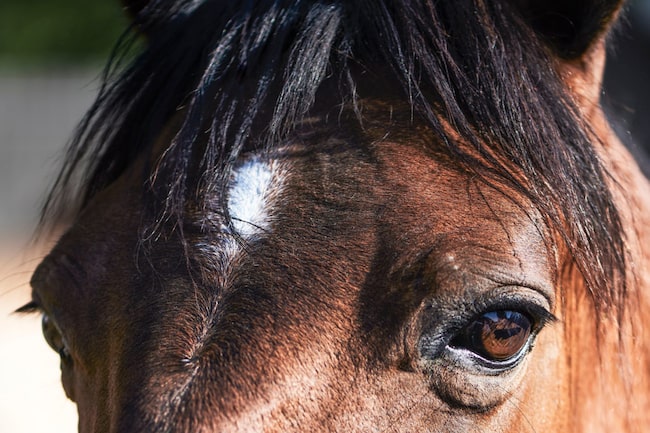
<box><xmin>452</xmin><ymin>297</ymin><xmax>555</xmax><ymax>330</ymax></box>
<box><xmin>15</xmin><ymin>300</ymin><xmax>41</xmax><ymax>314</ymax></box>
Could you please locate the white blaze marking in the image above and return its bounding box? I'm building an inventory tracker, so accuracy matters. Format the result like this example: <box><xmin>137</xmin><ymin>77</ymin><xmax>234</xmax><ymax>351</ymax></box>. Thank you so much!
<box><xmin>196</xmin><ymin>155</ymin><xmax>285</xmax><ymax>288</ymax></box>
<box><xmin>192</xmin><ymin>157</ymin><xmax>285</xmax><ymax>349</ymax></box>
<box><xmin>227</xmin><ymin>156</ymin><xmax>283</xmax><ymax>238</ymax></box>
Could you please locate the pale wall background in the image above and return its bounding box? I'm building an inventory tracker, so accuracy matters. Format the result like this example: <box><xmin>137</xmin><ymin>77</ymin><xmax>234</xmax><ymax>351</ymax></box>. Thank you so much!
<box><xmin>0</xmin><ymin>70</ymin><xmax>98</xmax><ymax>433</ymax></box>
<box><xmin>0</xmin><ymin>1</ymin><xmax>125</xmax><ymax>430</ymax></box>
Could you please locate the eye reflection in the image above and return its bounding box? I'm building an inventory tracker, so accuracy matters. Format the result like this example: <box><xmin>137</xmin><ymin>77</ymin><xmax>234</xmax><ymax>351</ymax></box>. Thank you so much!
<box><xmin>452</xmin><ymin>310</ymin><xmax>532</xmax><ymax>362</ymax></box>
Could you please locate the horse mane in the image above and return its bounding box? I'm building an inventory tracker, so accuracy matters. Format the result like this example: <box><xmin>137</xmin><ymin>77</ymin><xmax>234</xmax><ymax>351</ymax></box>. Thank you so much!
<box><xmin>41</xmin><ymin>0</ymin><xmax>626</xmax><ymax>318</ymax></box>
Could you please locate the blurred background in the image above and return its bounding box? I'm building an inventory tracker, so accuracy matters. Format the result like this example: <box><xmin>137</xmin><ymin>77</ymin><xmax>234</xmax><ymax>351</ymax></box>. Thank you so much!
<box><xmin>0</xmin><ymin>1</ymin><xmax>127</xmax><ymax>431</ymax></box>
<box><xmin>0</xmin><ymin>1</ymin><xmax>648</xmax><ymax>432</ymax></box>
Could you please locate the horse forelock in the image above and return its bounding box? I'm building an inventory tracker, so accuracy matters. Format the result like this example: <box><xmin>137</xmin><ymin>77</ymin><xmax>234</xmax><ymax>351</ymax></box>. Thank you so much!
<box><xmin>41</xmin><ymin>0</ymin><xmax>627</xmax><ymax>318</ymax></box>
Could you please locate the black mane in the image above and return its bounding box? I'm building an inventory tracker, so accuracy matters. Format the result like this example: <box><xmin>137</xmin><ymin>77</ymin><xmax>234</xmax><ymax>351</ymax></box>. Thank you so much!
<box><xmin>43</xmin><ymin>0</ymin><xmax>626</xmax><ymax>316</ymax></box>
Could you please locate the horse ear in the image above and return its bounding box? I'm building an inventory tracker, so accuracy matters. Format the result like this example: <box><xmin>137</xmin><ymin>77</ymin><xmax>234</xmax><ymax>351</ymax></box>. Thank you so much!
<box><xmin>515</xmin><ymin>0</ymin><xmax>624</xmax><ymax>107</ymax></box>
<box><xmin>514</xmin><ymin>0</ymin><xmax>624</xmax><ymax>59</ymax></box>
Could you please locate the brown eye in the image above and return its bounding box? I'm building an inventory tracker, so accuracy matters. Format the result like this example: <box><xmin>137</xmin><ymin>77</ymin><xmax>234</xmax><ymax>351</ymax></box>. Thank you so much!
<box><xmin>452</xmin><ymin>310</ymin><xmax>532</xmax><ymax>362</ymax></box>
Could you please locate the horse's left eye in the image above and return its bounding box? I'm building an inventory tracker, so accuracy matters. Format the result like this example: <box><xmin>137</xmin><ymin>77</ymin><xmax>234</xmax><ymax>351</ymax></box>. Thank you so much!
<box><xmin>450</xmin><ymin>310</ymin><xmax>532</xmax><ymax>364</ymax></box>
<box><xmin>42</xmin><ymin>314</ymin><xmax>72</xmax><ymax>364</ymax></box>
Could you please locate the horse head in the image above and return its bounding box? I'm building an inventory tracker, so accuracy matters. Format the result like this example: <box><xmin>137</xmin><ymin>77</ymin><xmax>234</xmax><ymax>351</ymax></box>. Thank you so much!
<box><xmin>23</xmin><ymin>0</ymin><xmax>650</xmax><ymax>431</ymax></box>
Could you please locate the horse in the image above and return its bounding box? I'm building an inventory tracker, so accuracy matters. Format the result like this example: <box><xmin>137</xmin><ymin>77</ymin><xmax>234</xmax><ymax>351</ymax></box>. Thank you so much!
<box><xmin>18</xmin><ymin>0</ymin><xmax>650</xmax><ymax>431</ymax></box>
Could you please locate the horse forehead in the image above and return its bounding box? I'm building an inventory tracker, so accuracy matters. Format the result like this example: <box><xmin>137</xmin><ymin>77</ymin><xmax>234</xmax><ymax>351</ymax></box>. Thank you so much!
<box><xmin>301</xmin><ymin>137</ymin><xmax>556</xmax><ymax>299</ymax></box>
<box><xmin>251</xmin><ymin>138</ymin><xmax>549</xmax><ymax>243</ymax></box>
<box><xmin>249</xmin><ymin>140</ymin><xmax>552</xmax><ymax>280</ymax></box>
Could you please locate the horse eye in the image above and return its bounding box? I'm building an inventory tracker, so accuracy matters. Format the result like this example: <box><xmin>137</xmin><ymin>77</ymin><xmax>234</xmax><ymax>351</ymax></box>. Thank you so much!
<box><xmin>451</xmin><ymin>310</ymin><xmax>532</xmax><ymax>363</ymax></box>
<box><xmin>42</xmin><ymin>314</ymin><xmax>71</xmax><ymax>362</ymax></box>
